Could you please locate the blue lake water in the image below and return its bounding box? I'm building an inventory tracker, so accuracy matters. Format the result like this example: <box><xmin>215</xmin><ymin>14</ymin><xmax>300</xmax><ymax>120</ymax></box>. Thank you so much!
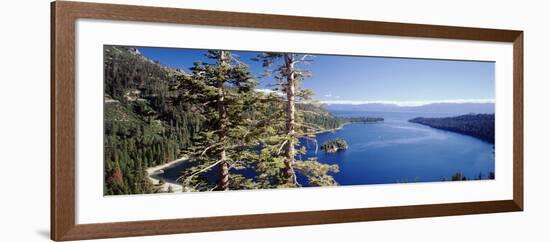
<box><xmin>297</xmin><ymin>111</ymin><xmax>495</xmax><ymax>185</ymax></box>
<box><xmin>154</xmin><ymin>111</ymin><xmax>495</xmax><ymax>186</ymax></box>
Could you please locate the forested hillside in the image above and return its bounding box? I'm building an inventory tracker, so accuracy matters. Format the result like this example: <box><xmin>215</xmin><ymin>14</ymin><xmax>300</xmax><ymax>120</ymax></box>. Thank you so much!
<box><xmin>104</xmin><ymin>46</ymin><xmax>345</xmax><ymax>195</ymax></box>
<box><xmin>104</xmin><ymin>46</ymin><xmax>204</xmax><ymax>195</ymax></box>
<box><xmin>409</xmin><ymin>114</ymin><xmax>495</xmax><ymax>143</ymax></box>
<box><xmin>297</xmin><ymin>103</ymin><xmax>345</xmax><ymax>131</ymax></box>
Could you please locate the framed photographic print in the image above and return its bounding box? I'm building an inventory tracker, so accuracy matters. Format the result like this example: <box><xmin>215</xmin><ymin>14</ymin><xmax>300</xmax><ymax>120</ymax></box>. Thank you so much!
<box><xmin>51</xmin><ymin>1</ymin><xmax>523</xmax><ymax>241</ymax></box>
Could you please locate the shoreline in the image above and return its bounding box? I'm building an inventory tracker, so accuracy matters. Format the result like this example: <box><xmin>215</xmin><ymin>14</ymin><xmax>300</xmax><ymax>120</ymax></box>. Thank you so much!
<box><xmin>410</xmin><ymin>122</ymin><xmax>495</xmax><ymax>144</ymax></box>
<box><xmin>313</xmin><ymin>122</ymin><xmax>349</xmax><ymax>135</ymax></box>
<box><xmin>408</xmin><ymin>116</ymin><xmax>495</xmax><ymax>144</ymax></box>
<box><xmin>146</xmin><ymin>157</ymin><xmax>187</xmax><ymax>193</ymax></box>
<box><xmin>313</xmin><ymin>119</ymin><xmax>384</xmax><ymax>135</ymax></box>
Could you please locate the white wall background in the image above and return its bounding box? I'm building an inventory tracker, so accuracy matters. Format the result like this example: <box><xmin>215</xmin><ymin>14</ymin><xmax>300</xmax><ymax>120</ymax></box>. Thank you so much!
<box><xmin>1</xmin><ymin>0</ymin><xmax>548</xmax><ymax>241</ymax></box>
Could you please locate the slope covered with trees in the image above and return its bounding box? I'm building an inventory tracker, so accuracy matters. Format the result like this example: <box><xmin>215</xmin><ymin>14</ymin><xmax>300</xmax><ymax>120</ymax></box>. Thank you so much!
<box><xmin>409</xmin><ymin>114</ymin><xmax>495</xmax><ymax>143</ymax></box>
<box><xmin>103</xmin><ymin>46</ymin><xmax>204</xmax><ymax>195</ymax></box>
<box><xmin>297</xmin><ymin>103</ymin><xmax>346</xmax><ymax>131</ymax></box>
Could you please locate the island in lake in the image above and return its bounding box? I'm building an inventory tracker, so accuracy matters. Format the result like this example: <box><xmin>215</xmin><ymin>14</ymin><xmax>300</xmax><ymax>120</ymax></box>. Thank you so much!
<box><xmin>321</xmin><ymin>138</ymin><xmax>349</xmax><ymax>153</ymax></box>
<box><xmin>103</xmin><ymin>45</ymin><xmax>496</xmax><ymax>196</ymax></box>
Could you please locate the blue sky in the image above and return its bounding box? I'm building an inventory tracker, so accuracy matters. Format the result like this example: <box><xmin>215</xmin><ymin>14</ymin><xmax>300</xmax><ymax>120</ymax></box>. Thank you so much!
<box><xmin>137</xmin><ymin>47</ymin><xmax>495</xmax><ymax>106</ymax></box>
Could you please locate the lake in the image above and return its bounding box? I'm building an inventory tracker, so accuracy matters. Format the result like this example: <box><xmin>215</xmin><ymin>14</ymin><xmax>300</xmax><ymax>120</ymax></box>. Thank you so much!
<box><xmin>153</xmin><ymin>111</ymin><xmax>495</xmax><ymax>187</ymax></box>
<box><xmin>297</xmin><ymin>111</ymin><xmax>495</xmax><ymax>186</ymax></box>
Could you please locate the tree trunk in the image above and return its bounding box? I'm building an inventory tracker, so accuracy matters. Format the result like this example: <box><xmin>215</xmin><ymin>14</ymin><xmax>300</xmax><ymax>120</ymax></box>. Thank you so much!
<box><xmin>216</xmin><ymin>51</ymin><xmax>230</xmax><ymax>191</ymax></box>
<box><xmin>218</xmin><ymin>150</ymin><xmax>229</xmax><ymax>190</ymax></box>
<box><xmin>283</xmin><ymin>53</ymin><xmax>296</xmax><ymax>185</ymax></box>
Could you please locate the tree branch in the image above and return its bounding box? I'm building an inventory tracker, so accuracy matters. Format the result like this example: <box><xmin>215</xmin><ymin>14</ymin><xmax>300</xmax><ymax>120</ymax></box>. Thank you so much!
<box><xmin>301</xmin><ymin>136</ymin><xmax>319</xmax><ymax>154</ymax></box>
<box><xmin>198</xmin><ymin>143</ymin><xmax>220</xmax><ymax>157</ymax></box>
<box><xmin>277</xmin><ymin>140</ymin><xmax>288</xmax><ymax>155</ymax></box>
<box><xmin>176</xmin><ymin>159</ymin><xmax>224</xmax><ymax>183</ymax></box>
<box><xmin>290</xmin><ymin>165</ymin><xmax>301</xmax><ymax>187</ymax></box>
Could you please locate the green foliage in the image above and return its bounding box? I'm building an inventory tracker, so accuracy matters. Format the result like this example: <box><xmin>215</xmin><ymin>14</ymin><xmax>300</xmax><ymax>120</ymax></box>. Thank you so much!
<box><xmin>176</xmin><ymin>50</ymin><xmax>266</xmax><ymax>191</ymax></box>
<box><xmin>104</xmin><ymin>47</ymin><xmax>343</xmax><ymax>194</ymax></box>
<box><xmin>253</xmin><ymin>52</ymin><xmax>340</xmax><ymax>187</ymax></box>
<box><xmin>294</xmin><ymin>159</ymin><xmax>339</xmax><ymax>186</ymax></box>
<box><xmin>103</xmin><ymin>46</ymin><xmax>203</xmax><ymax>195</ymax></box>
<box><xmin>297</xmin><ymin>103</ymin><xmax>345</xmax><ymax>131</ymax></box>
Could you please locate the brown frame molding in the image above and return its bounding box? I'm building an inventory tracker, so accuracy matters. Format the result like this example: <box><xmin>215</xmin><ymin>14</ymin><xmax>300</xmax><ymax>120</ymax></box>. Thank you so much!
<box><xmin>51</xmin><ymin>1</ymin><xmax>523</xmax><ymax>241</ymax></box>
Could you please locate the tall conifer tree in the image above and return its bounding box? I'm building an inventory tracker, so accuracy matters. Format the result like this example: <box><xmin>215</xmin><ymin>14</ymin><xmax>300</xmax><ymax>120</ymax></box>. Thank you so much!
<box><xmin>177</xmin><ymin>50</ymin><xmax>259</xmax><ymax>191</ymax></box>
<box><xmin>253</xmin><ymin>53</ymin><xmax>339</xmax><ymax>187</ymax></box>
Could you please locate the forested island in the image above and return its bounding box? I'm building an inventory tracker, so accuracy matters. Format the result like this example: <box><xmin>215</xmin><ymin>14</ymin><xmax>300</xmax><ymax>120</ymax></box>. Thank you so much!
<box><xmin>409</xmin><ymin>114</ymin><xmax>495</xmax><ymax>143</ymax></box>
<box><xmin>321</xmin><ymin>138</ymin><xmax>349</xmax><ymax>153</ymax></box>
<box><xmin>104</xmin><ymin>46</ymin><xmax>344</xmax><ymax>195</ymax></box>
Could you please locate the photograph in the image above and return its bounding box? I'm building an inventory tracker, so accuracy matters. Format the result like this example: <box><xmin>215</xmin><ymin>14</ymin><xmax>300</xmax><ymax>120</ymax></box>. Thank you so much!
<box><xmin>1</xmin><ymin>1</ymin><xmax>534</xmax><ymax>241</ymax></box>
<box><xmin>103</xmin><ymin>45</ymin><xmax>495</xmax><ymax>195</ymax></box>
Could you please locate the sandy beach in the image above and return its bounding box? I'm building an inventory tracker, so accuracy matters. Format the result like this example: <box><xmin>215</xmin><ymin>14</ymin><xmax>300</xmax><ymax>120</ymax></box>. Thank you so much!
<box><xmin>146</xmin><ymin>157</ymin><xmax>187</xmax><ymax>193</ymax></box>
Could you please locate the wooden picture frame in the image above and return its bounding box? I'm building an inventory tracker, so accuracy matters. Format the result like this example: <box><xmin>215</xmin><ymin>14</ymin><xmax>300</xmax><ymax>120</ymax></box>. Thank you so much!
<box><xmin>51</xmin><ymin>1</ymin><xmax>523</xmax><ymax>241</ymax></box>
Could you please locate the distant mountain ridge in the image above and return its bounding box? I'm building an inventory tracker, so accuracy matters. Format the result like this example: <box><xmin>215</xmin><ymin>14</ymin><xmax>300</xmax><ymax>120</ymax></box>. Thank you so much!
<box><xmin>325</xmin><ymin>102</ymin><xmax>495</xmax><ymax>115</ymax></box>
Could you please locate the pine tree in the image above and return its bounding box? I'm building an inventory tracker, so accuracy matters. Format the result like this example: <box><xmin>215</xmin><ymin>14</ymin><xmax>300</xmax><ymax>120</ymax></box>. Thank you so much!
<box><xmin>176</xmin><ymin>50</ymin><xmax>259</xmax><ymax>191</ymax></box>
<box><xmin>253</xmin><ymin>53</ymin><xmax>339</xmax><ymax>187</ymax></box>
<box><xmin>108</xmin><ymin>160</ymin><xmax>124</xmax><ymax>186</ymax></box>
